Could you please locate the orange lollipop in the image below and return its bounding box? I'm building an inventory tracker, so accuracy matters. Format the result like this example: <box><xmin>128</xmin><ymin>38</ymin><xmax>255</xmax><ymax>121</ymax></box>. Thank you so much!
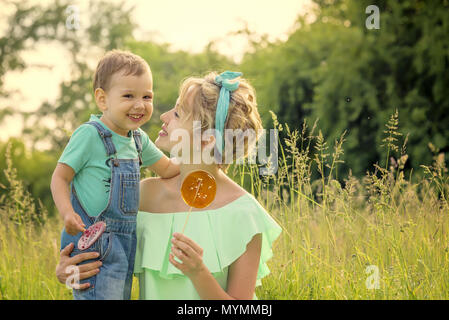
<box><xmin>180</xmin><ymin>170</ymin><xmax>217</xmax><ymax>234</ymax></box>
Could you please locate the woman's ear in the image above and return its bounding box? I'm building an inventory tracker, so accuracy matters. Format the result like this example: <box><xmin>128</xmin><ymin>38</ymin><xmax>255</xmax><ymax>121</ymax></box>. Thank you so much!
<box><xmin>94</xmin><ymin>88</ymin><xmax>107</xmax><ymax>111</ymax></box>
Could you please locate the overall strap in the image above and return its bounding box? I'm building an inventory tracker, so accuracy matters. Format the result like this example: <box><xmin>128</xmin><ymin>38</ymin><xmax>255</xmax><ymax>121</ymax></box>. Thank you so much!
<box><xmin>86</xmin><ymin>121</ymin><xmax>117</xmax><ymax>157</ymax></box>
<box><xmin>132</xmin><ymin>130</ymin><xmax>143</xmax><ymax>166</ymax></box>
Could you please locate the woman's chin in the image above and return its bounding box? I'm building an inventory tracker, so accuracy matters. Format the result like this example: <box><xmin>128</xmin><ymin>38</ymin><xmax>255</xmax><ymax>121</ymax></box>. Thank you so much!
<box><xmin>154</xmin><ymin>138</ymin><xmax>169</xmax><ymax>152</ymax></box>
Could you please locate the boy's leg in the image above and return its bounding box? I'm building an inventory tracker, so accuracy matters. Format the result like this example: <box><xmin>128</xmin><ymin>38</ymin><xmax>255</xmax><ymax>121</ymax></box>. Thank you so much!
<box><xmin>92</xmin><ymin>232</ymin><xmax>128</xmax><ymax>300</ymax></box>
<box><xmin>122</xmin><ymin>234</ymin><xmax>137</xmax><ymax>300</ymax></box>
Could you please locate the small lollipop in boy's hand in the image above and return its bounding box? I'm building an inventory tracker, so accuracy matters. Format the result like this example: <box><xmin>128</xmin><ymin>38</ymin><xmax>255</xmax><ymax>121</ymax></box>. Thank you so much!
<box><xmin>78</xmin><ymin>221</ymin><xmax>106</xmax><ymax>251</ymax></box>
<box><xmin>180</xmin><ymin>170</ymin><xmax>217</xmax><ymax>234</ymax></box>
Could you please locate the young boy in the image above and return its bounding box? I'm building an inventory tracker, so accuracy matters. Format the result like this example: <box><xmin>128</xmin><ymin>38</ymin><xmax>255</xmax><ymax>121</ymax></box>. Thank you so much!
<box><xmin>50</xmin><ymin>50</ymin><xmax>179</xmax><ymax>300</ymax></box>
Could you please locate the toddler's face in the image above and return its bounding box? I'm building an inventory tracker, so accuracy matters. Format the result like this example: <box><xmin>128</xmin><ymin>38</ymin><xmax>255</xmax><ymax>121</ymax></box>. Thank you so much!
<box><xmin>97</xmin><ymin>69</ymin><xmax>153</xmax><ymax>136</ymax></box>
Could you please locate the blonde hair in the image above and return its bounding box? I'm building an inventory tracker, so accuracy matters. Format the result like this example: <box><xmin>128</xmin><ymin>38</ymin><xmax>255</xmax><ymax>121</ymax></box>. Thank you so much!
<box><xmin>93</xmin><ymin>50</ymin><xmax>151</xmax><ymax>92</ymax></box>
<box><xmin>177</xmin><ymin>72</ymin><xmax>263</xmax><ymax>173</ymax></box>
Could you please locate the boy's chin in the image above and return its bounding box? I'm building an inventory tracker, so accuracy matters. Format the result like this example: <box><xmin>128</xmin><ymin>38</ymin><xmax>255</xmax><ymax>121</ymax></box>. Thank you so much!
<box><xmin>128</xmin><ymin>117</ymin><xmax>149</xmax><ymax>129</ymax></box>
<box><xmin>127</xmin><ymin>122</ymin><xmax>145</xmax><ymax>131</ymax></box>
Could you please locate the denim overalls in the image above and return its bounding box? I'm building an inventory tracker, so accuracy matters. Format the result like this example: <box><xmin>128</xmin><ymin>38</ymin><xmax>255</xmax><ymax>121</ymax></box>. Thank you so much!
<box><xmin>60</xmin><ymin>121</ymin><xmax>142</xmax><ymax>300</ymax></box>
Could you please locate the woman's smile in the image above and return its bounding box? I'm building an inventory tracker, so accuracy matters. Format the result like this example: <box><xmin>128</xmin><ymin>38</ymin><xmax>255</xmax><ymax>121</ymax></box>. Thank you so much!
<box><xmin>158</xmin><ymin>129</ymin><xmax>168</xmax><ymax>137</ymax></box>
<box><xmin>158</xmin><ymin>124</ymin><xmax>169</xmax><ymax>137</ymax></box>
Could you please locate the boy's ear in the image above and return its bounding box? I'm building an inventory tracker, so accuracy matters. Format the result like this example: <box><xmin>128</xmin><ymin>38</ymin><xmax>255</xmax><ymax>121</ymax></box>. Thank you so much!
<box><xmin>94</xmin><ymin>88</ymin><xmax>107</xmax><ymax>111</ymax></box>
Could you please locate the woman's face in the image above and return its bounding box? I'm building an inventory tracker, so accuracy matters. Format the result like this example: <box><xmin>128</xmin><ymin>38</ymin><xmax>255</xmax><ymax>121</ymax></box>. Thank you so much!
<box><xmin>155</xmin><ymin>86</ymin><xmax>195</xmax><ymax>153</ymax></box>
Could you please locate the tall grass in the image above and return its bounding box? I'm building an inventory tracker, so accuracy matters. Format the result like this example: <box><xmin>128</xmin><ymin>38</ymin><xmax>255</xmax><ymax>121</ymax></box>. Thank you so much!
<box><xmin>1</xmin><ymin>110</ymin><xmax>448</xmax><ymax>299</ymax></box>
<box><xmin>245</xmin><ymin>110</ymin><xmax>449</xmax><ymax>299</ymax></box>
<box><xmin>0</xmin><ymin>144</ymin><xmax>69</xmax><ymax>299</ymax></box>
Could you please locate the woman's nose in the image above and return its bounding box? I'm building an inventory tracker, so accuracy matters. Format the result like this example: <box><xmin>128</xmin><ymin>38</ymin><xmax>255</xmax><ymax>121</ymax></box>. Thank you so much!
<box><xmin>160</xmin><ymin>111</ymin><xmax>168</xmax><ymax>122</ymax></box>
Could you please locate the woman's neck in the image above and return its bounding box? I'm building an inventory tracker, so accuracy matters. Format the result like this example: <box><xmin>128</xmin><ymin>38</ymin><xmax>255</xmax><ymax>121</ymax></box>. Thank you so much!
<box><xmin>178</xmin><ymin>163</ymin><xmax>223</xmax><ymax>189</ymax></box>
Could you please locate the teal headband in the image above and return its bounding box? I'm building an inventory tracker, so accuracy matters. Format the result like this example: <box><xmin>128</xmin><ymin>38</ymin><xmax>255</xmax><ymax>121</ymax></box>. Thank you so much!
<box><xmin>214</xmin><ymin>71</ymin><xmax>242</xmax><ymax>155</ymax></box>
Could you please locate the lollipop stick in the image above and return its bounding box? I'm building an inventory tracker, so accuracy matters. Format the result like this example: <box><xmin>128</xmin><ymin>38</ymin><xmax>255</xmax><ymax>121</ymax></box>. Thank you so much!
<box><xmin>180</xmin><ymin>180</ymin><xmax>202</xmax><ymax>234</ymax></box>
<box><xmin>181</xmin><ymin>207</ymin><xmax>193</xmax><ymax>234</ymax></box>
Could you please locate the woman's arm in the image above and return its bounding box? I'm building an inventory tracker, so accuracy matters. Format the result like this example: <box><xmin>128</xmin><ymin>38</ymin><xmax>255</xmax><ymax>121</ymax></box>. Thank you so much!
<box><xmin>169</xmin><ymin>232</ymin><xmax>262</xmax><ymax>300</ymax></box>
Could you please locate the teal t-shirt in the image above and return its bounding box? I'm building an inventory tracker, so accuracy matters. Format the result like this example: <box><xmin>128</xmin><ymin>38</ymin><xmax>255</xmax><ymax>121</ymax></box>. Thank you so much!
<box><xmin>58</xmin><ymin>114</ymin><xmax>164</xmax><ymax>217</ymax></box>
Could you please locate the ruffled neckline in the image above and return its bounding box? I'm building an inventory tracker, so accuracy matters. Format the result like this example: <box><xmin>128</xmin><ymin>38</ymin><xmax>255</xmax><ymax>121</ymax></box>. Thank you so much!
<box><xmin>134</xmin><ymin>192</ymin><xmax>282</xmax><ymax>284</ymax></box>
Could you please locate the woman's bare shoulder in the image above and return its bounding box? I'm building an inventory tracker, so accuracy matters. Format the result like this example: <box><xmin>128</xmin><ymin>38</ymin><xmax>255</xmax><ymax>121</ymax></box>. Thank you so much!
<box><xmin>139</xmin><ymin>176</ymin><xmax>182</xmax><ymax>211</ymax></box>
<box><xmin>140</xmin><ymin>176</ymin><xmax>161</xmax><ymax>188</ymax></box>
<box><xmin>221</xmin><ymin>175</ymin><xmax>249</xmax><ymax>200</ymax></box>
<box><xmin>140</xmin><ymin>175</ymin><xmax>180</xmax><ymax>192</ymax></box>
<box><xmin>140</xmin><ymin>176</ymin><xmax>168</xmax><ymax>200</ymax></box>
<box><xmin>139</xmin><ymin>177</ymin><xmax>163</xmax><ymax>212</ymax></box>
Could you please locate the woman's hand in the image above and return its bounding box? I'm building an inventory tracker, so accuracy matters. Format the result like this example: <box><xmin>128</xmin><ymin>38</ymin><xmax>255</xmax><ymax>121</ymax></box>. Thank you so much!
<box><xmin>56</xmin><ymin>243</ymin><xmax>102</xmax><ymax>290</ymax></box>
<box><xmin>169</xmin><ymin>232</ymin><xmax>206</xmax><ymax>278</ymax></box>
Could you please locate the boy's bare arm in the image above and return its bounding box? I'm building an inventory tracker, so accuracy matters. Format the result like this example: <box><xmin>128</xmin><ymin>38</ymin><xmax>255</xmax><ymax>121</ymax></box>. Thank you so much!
<box><xmin>51</xmin><ymin>163</ymin><xmax>86</xmax><ymax>234</ymax></box>
<box><xmin>147</xmin><ymin>155</ymin><xmax>180</xmax><ymax>178</ymax></box>
<box><xmin>51</xmin><ymin>163</ymin><xmax>75</xmax><ymax>218</ymax></box>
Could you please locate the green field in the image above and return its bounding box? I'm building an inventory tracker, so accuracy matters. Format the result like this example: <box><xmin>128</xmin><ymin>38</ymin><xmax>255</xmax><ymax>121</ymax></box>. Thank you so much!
<box><xmin>1</xmin><ymin>114</ymin><xmax>448</xmax><ymax>300</ymax></box>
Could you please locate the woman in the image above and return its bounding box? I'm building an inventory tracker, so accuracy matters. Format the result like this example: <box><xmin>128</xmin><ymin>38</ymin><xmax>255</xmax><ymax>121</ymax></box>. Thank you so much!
<box><xmin>56</xmin><ymin>71</ymin><xmax>281</xmax><ymax>299</ymax></box>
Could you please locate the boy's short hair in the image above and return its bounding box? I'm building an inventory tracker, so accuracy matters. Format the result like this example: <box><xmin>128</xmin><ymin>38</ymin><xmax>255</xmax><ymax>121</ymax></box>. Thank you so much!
<box><xmin>93</xmin><ymin>50</ymin><xmax>151</xmax><ymax>92</ymax></box>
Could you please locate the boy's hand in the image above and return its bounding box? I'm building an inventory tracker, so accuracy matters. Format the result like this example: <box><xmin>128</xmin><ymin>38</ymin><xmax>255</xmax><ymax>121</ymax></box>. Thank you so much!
<box><xmin>64</xmin><ymin>211</ymin><xmax>86</xmax><ymax>235</ymax></box>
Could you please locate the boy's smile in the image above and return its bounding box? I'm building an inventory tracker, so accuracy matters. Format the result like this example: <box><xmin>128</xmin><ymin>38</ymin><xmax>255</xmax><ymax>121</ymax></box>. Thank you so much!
<box><xmin>95</xmin><ymin>68</ymin><xmax>154</xmax><ymax>136</ymax></box>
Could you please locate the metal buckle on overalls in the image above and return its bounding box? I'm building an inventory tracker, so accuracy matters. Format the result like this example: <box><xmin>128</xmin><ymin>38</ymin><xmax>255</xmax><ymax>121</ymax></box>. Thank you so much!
<box><xmin>105</xmin><ymin>156</ymin><xmax>119</xmax><ymax>167</ymax></box>
<box><xmin>100</xmin><ymin>131</ymin><xmax>112</xmax><ymax>138</ymax></box>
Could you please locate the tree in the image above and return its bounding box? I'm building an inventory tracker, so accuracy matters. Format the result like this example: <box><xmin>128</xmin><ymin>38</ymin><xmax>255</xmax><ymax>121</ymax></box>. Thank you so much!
<box><xmin>17</xmin><ymin>0</ymin><xmax>137</xmax><ymax>150</ymax></box>
<box><xmin>241</xmin><ymin>0</ymin><xmax>449</xmax><ymax>179</ymax></box>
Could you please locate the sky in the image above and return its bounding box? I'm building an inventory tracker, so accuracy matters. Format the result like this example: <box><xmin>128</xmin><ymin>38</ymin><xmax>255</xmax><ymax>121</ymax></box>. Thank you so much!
<box><xmin>0</xmin><ymin>0</ymin><xmax>313</xmax><ymax>141</ymax></box>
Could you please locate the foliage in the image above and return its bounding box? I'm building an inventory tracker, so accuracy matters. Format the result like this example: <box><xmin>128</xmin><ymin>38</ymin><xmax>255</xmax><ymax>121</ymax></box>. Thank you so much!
<box><xmin>2</xmin><ymin>0</ymin><xmax>448</xmax><ymax>182</ymax></box>
<box><xmin>241</xmin><ymin>0</ymin><xmax>449</xmax><ymax>179</ymax></box>
<box><xmin>0</xmin><ymin>139</ymin><xmax>57</xmax><ymax>214</ymax></box>
<box><xmin>16</xmin><ymin>0</ymin><xmax>137</xmax><ymax>150</ymax></box>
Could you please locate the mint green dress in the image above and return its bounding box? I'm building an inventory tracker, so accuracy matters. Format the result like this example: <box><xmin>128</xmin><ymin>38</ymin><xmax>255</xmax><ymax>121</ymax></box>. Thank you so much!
<box><xmin>134</xmin><ymin>193</ymin><xmax>282</xmax><ymax>300</ymax></box>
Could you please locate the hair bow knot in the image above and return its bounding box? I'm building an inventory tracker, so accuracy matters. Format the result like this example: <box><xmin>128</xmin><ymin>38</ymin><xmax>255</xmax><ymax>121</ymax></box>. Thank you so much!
<box><xmin>214</xmin><ymin>71</ymin><xmax>242</xmax><ymax>156</ymax></box>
